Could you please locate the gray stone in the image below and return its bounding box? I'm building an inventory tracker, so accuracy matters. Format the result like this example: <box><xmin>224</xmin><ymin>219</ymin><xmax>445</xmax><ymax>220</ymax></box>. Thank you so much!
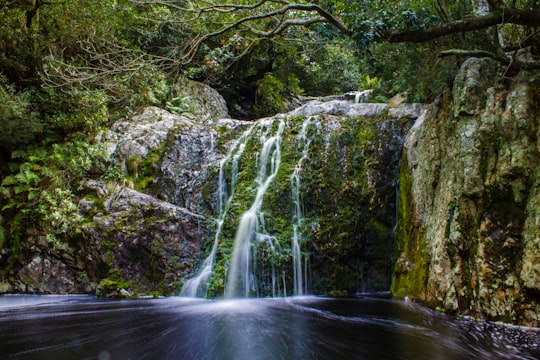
<box><xmin>170</xmin><ymin>77</ymin><xmax>229</xmax><ymax>124</ymax></box>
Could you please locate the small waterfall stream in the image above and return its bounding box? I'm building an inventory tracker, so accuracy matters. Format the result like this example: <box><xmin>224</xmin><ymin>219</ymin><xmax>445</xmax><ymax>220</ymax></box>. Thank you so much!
<box><xmin>180</xmin><ymin>126</ymin><xmax>253</xmax><ymax>297</ymax></box>
<box><xmin>225</xmin><ymin>120</ymin><xmax>285</xmax><ymax>298</ymax></box>
<box><xmin>290</xmin><ymin>117</ymin><xmax>319</xmax><ymax>295</ymax></box>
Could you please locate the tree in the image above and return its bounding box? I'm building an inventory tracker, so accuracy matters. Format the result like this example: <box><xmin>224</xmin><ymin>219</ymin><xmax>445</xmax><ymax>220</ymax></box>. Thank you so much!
<box><xmin>161</xmin><ymin>0</ymin><xmax>540</xmax><ymax>70</ymax></box>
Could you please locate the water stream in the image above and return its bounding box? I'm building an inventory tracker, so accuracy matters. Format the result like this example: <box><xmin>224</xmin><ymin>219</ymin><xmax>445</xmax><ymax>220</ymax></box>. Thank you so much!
<box><xmin>1</xmin><ymin>295</ymin><xmax>539</xmax><ymax>359</ymax></box>
<box><xmin>182</xmin><ymin>116</ymin><xmax>318</xmax><ymax>299</ymax></box>
<box><xmin>290</xmin><ymin>117</ymin><xmax>318</xmax><ymax>295</ymax></box>
<box><xmin>180</xmin><ymin>125</ymin><xmax>253</xmax><ymax>297</ymax></box>
<box><xmin>225</xmin><ymin>120</ymin><xmax>285</xmax><ymax>298</ymax></box>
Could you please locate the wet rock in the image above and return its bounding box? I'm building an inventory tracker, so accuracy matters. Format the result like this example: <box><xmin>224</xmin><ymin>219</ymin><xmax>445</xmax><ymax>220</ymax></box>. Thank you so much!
<box><xmin>17</xmin><ymin>256</ymin><xmax>76</xmax><ymax>293</ymax></box>
<box><xmin>289</xmin><ymin>99</ymin><xmax>424</xmax><ymax>119</ymax></box>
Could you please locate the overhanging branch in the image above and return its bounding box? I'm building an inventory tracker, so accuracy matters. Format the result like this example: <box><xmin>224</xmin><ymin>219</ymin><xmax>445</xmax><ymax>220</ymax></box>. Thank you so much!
<box><xmin>385</xmin><ymin>8</ymin><xmax>540</xmax><ymax>43</ymax></box>
<box><xmin>439</xmin><ymin>49</ymin><xmax>540</xmax><ymax>70</ymax></box>
<box><xmin>179</xmin><ymin>2</ymin><xmax>350</xmax><ymax>64</ymax></box>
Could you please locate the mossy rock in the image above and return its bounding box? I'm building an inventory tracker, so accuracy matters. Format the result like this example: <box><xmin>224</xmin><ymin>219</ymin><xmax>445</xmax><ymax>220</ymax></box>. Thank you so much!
<box><xmin>96</xmin><ymin>276</ymin><xmax>133</xmax><ymax>298</ymax></box>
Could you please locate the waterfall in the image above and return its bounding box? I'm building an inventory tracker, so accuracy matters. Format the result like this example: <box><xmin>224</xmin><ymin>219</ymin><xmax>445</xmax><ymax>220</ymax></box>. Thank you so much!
<box><xmin>180</xmin><ymin>126</ymin><xmax>252</xmax><ymax>297</ymax></box>
<box><xmin>180</xmin><ymin>103</ymin><xmax>412</xmax><ymax>299</ymax></box>
<box><xmin>290</xmin><ymin>117</ymin><xmax>318</xmax><ymax>295</ymax></box>
<box><xmin>182</xmin><ymin>116</ymin><xmax>318</xmax><ymax>298</ymax></box>
<box><xmin>225</xmin><ymin>120</ymin><xmax>285</xmax><ymax>298</ymax></box>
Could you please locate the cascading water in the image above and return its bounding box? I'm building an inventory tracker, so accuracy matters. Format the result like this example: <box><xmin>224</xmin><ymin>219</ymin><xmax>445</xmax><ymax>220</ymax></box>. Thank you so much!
<box><xmin>225</xmin><ymin>120</ymin><xmax>285</xmax><ymax>298</ymax></box>
<box><xmin>180</xmin><ymin>127</ymin><xmax>253</xmax><ymax>297</ymax></box>
<box><xmin>181</xmin><ymin>102</ymin><xmax>412</xmax><ymax>299</ymax></box>
<box><xmin>290</xmin><ymin>117</ymin><xmax>318</xmax><ymax>295</ymax></box>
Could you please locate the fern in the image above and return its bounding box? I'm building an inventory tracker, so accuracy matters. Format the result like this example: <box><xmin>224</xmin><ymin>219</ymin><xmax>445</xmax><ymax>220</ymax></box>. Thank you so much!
<box><xmin>360</xmin><ymin>75</ymin><xmax>380</xmax><ymax>90</ymax></box>
<box><xmin>0</xmin><ymin>136</ymin><xmax>108</xmax><ymax>246</ymax></box>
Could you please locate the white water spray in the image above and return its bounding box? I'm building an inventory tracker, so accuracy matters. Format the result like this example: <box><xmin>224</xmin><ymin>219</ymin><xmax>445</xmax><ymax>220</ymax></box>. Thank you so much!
<box><xmin>225</xmin><ymin>120</ymin><xmax>285</xmax><ymax>298</ymax></box>
<box><xmin>290</xmin><ymin>117</ymin><xmax>319</xmax><ymax>295</ymax></box>
<box><xmin>180</xmin><ymin>127</ymin><xmax>252</xmax><ymax>297</ymax></box>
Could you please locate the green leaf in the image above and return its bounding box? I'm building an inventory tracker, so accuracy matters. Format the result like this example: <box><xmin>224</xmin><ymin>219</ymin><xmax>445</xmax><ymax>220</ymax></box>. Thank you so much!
<box><xmin>11</xmin><ymin>150</ymin><xmax>28</xmax><ymax>159</ymax></box>
<box><xmin>14</xmin><ymin>185</ymin><xmax>29</xmax><ymax>195</ymax></box>
<box><xmin>1</xmin><ymin>175</ymin><xmax>17</xmax><ymax>186</ymax></box>
<box><xmin>27</xmin><ymin>189</ymin><xmax>40</xmax><ymax>201</ymax></box>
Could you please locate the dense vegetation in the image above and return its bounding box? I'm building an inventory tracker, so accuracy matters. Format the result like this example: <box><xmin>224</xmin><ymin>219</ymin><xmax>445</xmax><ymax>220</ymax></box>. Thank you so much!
<box><xmin>0</xmin><ymin>0</ymin><xmax>538</xmax><ymax>278</ymax></box>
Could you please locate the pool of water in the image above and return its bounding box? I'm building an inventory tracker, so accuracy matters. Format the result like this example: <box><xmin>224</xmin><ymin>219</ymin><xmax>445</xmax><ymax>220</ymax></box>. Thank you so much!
<box><xmin>0</xmin><ymin>295</ymin><xmax>539</xmax><ymax>359</ymax></box>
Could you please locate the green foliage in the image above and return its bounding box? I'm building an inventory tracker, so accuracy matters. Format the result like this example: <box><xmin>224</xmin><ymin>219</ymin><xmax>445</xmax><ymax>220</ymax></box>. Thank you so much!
<box><xmin>253</xmin><ymin>73</ymin><xmax>289</xmax><ymax>116</ymax></box>
<box><xmin>359</xmin><ymin>75</ymin><xmax>380</xmax><ymax>90</ymax></box>
<box><xmin>359</xmin><ymin>42</ymin><xmax>459</xmax><ymax>102</ymax></box>
<box><xmin>295</xmin><ymin>43</ymin><xmax>365</xmax><ymax>96</ymax></box>
<box><xmin>97</xmin><ymin>270</ymin><xmax>133</xmax><ymax>298</ymax></box>
<box><xmin>37</xmin><ymin>88</ymin><xmax>109</xmax><ymax>134</ymax></box>
<box><xmin>38</xmin><ymin>188</ymin><xmax>82</xmax><ymax>244</ymax></box>
<box><xmin>5</xmin><ymin>214</ymin><xmax>24</xmax><ymax>271</ymax></box>
<box><xmin>0</xmin><ymin>75</ymin><xmax>43</xmax><ymax>149</ymax></box>
<box><xmin>0</xmin><ymin>215</ymin><xmax>5</xmax><ymax>249</ymax></box>
<box><xmin>1</xmin><ymin>136</ymin><xmax>109</xmax><ymax>246</ymax></box>
<box><xmin>0</xmin><ymin>80</ymin><xmax>110</xmax><ymax>155</ymax></box>
<box><xmin>101</xmin><ymin>165</ymin><xmax>125</xmax><ymax>184</ymax></box>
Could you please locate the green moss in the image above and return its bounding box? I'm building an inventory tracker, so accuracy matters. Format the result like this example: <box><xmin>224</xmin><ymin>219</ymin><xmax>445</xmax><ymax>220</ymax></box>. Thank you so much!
<box><xmin>124</xmin><ymin>137</ymin><xmax>170</xmax><ymax>194</ymax></box>
<box><xmin>79</xmin><ymin>194</ymin><xmax>106</xmax><ymax>222</ymax></box>
<box><xmin>97</xmin><ymin>269</ymin><xmax>133</xmax><ymax>298</ymax></box>
<box><xmin>390</xmin><ymin>153</ymin><xmax>430</xmax><ymax>300</ymax></box>
<box><xmin>298</xmin><ymin>115</ymin><xmax>398</xmax><ymax>294</ymax></box>
<box><xmin>0</xmin><ymin>213</ymin><xmax>26</xmax><ymax>275</ymax></box>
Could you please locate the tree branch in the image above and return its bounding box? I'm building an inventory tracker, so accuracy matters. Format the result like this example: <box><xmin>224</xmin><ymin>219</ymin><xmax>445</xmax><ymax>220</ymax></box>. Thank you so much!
<box><xmin>199</xmin><ymin>0</ymin><xmax>285</xmax><ymax>13</ymax></box>
<box><xmin>250</xmin><ymin>17</ymin><xmax>328</xmax><ymax>37</ymax></box>
<box><xmin>385</xmin><ymin>8</ymin><xmax>540</xmax><ymax>43</ymax></box>
<box><xmin>439</xmin><ymin>49</ymin><xmax>540</xmax><ymax>70</ymax></box>
<box><xmin>179</xmin><ymin>2</ymin><xmax>350</xmax><ymax>64</ymax></box>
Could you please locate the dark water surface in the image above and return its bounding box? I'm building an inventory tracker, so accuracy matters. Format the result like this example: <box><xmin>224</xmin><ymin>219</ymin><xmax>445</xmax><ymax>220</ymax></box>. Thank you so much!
<box><xmin>0</xmin><ymin>295</ymin><xmax>539</xmax><ymax>359</ymax></box>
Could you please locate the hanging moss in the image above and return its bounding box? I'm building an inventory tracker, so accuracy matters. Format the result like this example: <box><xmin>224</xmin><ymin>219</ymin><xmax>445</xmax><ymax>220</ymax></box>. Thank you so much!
<box><xmin>300</xmin><ymin>116</ymin><xmax>403</xmax><ymax>294</ymax></box>
<box><xmin>390</xmin><ymin>153</ymin><xmax>430</xmax><ymax>300</ymax></box>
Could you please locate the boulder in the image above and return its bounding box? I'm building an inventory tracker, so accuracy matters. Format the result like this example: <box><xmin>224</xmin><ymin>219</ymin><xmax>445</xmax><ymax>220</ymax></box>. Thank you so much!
<box><xmin>83</xmin><ymin>187</ymin><xmax>212</xmax><ymax>296</ymax></box>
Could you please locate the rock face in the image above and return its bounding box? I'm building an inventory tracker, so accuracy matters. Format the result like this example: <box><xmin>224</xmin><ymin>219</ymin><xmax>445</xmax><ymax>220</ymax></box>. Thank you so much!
<box><xmin>76</xmin><ymin>82</ymin><xmax>232</xmax><ymax>296</ymax></box>
<box><xmin>392</xmin><ymin>58</ymin><xmax>540</xmax><ymax>326</ymax></box>
<box><xmin>82</xmin><ymin>187</ymin><xmax>212</xmax><ymax>296</ymax></box>
<box><xmin>105</xmin><ymin>106</ymin><xmax>195</xmax><ymax>168</ymax></box>
<box><xmin>156</xmin><ymin>117</ymin><xmax>253</xmax><ymax>214</ymax></box>
<box><xmin>1</xmin><ymin>231</ymin><xmax>96</xmax><ymax>294</ymax></box>
<box><xmin>173</xmin><ymin>77</ymin><xmax>229</xmax><ymax>124</ymax></box>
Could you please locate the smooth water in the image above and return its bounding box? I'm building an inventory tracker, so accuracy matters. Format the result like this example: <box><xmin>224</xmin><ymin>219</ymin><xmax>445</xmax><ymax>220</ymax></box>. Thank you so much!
<box><xmin>1</xmin><ymin>295</ymin><xmax>539</xmax><ymax>359</ymax></box>
<box><xmin>180</xmin><ymin>128</ymin><xmax>250</xmax><ymax>297</ymax></box>
<box><xmin>226</xmin><ymin>120</ymin><xmax>285</xmax><ymax>298</ymax></box>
